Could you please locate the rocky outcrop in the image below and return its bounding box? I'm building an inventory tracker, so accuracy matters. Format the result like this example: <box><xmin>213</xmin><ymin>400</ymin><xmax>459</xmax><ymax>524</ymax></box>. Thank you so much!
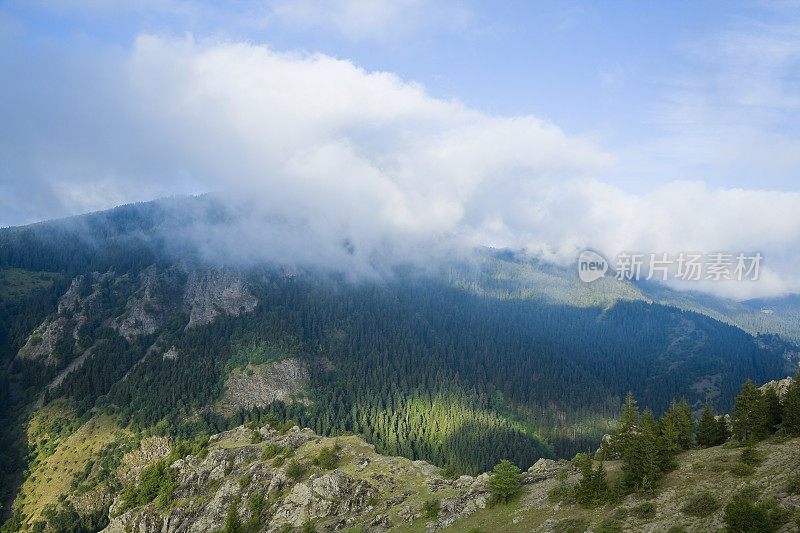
<box><xmin>102</xmin><ymin>424</ymin><xmax>498</xmax><ymax>533</ymax></box>
<box><xmin>17</xmin><ymin>273</ymin><xmax>106</xmax><ymax>363</ymax></box>
<box><xmin>111</xmin><ymin>266</ymin><xmax>183</xmax><ymax>340</ymax></box>
<box><xmin>760</xmin><ymin>376</ymin><xmax>795</xmax><ymax>397</ymax></box>
<box><xmin>220</xmin><ymin>358</ymin><xmax>310</xmax><ymax>413</ymax></box>
<box><xmin>184</xmin><ymin>268</ymin><xmax>258</xmax><ymax>329</ymax></box>
<box><xmin>523</xmin><ymin>458</ymin><xmax>565</xmax><ymax>484</ymax></box>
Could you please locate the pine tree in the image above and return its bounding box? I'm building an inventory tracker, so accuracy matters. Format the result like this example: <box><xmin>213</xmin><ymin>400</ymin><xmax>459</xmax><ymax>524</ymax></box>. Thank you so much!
<box><xmin>715</xmin><ymin>415</ymin><xmax>731</xmax><ymax>444</ymax></box>
<box><xmin>763</xmin><ymin>387</ymin><xmax>781</xmax><ymax>433</ymax></box>
<box><xmin>660</xmin><ymin>398</ymin><xmax>693</xmax><ymax>464</ymax></box>
<box><xmin>610</xmin><ymin>391</ymin><xmax>640</xmax><ymax>459</ymax></box>
<box><xmin>732</xmin><ymin>381</ymin><xmax>768</xmax><ymax>442</ymax></box>
<box><xmin>781</xmin><ymin>370</ymin><xmax>800</xmax><ymax>436</ymax></box>
<box><xmin>696</xmin><ymin>404</ymin><xmax>718</xmax><ymax>447</ymax></box>
<box><xmin>622</xmin><ymin>409</ymin><xmax>662</xmax><ymax>492</ymax></box>
<box><xmin>487</xmin><ymin>460</ymin><xmax>523</xmax><ymax>503</ymax></box>
<box><xmin>574</xmin><ymin>454</ymin><xmax>608</xmax><ymax>506</ymax></box>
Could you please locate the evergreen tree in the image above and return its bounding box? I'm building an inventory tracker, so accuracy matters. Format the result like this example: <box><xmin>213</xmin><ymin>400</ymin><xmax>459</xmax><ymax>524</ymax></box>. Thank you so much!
<box><xmin>696</xmin><ymin>404</ymin><xmax>719</xmax><ymax>447</ymax></box>
<box><xmin>574</xmin><ymin>454</ymin><xmax>608</xmax><ymax>506</ymax></box>
<box><xmin>762</xmin><ymin>387</ymin><xmax>781</xmax><ymax>433</ymax></box>
<box><xmin>487</xmin><ymin>460</ymin><xmax>523</xmax><ymax>503</ymax></box>
<box><xmin>659</xmin><ymin>398</ymin><xmax>694</xmax><ymax>468</ymax></box>
<box><xmin>781</xmin><ymin>370</ymin><xmax>800</xmax><ymax>436</ymax></box>
<box><xmin>732</xmin><ymin>381</ymin><xmax>768</xmax><ymax>442</ymax></box>
<box><xmin>716</xmin><ymin>415</ymin><xmax>731</xmax><ymax>444</ymax></box>
<box><xmin>622</xmin><ymin>409</ymin><xmax>662</xmax><ymax>492</ymax></box>
<box><xmin>609</xmin><ymin>391</ymin><xmax>640</xmax><ymax>459</ymax></box>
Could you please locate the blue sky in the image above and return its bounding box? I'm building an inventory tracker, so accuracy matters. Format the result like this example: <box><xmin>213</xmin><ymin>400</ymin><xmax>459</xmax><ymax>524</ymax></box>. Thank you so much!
<box><xmin>2</xmin><ymin>1</ymin><xmax>800</xmax><ymax>297</ymax></box>
<box><xmin>5</xmin><ymin>0</ymin><xmax>798</xmax><ymax>192</ymax></box>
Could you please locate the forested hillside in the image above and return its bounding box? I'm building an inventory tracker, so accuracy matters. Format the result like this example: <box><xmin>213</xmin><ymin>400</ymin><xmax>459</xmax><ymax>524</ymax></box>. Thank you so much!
<box><xmin>1</xmin><ymin>197</ymin><xmax>799</xmax><ymax>524</ymax></box>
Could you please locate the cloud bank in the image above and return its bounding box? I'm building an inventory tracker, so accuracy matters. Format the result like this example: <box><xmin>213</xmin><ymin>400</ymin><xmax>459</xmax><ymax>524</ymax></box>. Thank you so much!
<box><xmin>2</xmin><ymin>34</ymin><xmax>800</xmax><ymax>298</ymax></box>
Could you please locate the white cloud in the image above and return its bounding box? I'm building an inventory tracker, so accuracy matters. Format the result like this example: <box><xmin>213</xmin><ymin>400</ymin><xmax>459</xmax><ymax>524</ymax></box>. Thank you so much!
<box><xmin>3</xmin><ymin>33</ymin><xmax>800</xmax><ymax>298</ymax></box>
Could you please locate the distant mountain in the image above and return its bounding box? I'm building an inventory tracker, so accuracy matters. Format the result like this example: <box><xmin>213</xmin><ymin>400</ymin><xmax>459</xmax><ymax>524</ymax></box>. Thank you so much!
<box><xmin>1</xmin><ymin>196</ymin><xmax>799</xmax><ymax>526</ymax></box>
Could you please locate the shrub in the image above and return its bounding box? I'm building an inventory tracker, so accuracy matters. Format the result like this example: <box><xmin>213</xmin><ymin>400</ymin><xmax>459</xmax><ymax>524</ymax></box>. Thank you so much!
<box><xmin>666</xmin><ymin>527</ymin><xmax>687</xmax><ymax>533</ymax></box>
<box><xmin>785</xmin><ymin>473</ymin><xmax>800</xmax><ymax>495</ymax></box>
<box><xmin>723</xmin><ymin>493</ymin><xmax>771</xmax><ymax>532</ymax></box>
<box><xmin>238</xmin><ymin>475</ymin><xmax>252</xmax><ymax>489</ymax></box>
<box><xmin>632</xmin><ymin>501</ymin><xmax>656</xmax><ymax>519</ymax></box>
<box><xmin>682</xmin><ymin>492</ymin><xmax>720</xmax><ymax>517</ymax></box>
<box><xmin>272</xmin><ymin>455</ymin><xmax>286</xmax><ymax>468</ymax></box>
<box><xmin>286</xmin><ymin>460</ymin><xmax>304</xmax><ymax>481</ymax></box>
<box><xmin>246</xmin><ymin>493</ymin><xmax>267</xmax><ymax>529</ymax></box>
<box><xmin>729</xmin><ymin>462</ymin><xmax>755</xmax><ymax>477</ymax></box>
<box><xmin>261</xmin><ymin>444</ymin><xmax>281</xmax><ymax>460</ymax></box>
<box><xmin>423</xmin><ymin>498</ymin><xmax>440</xmax><ymax>519</ymax></box>
<box><xmin>594</xmin><ymin>517</ymin><xmax>622</xmax><ymax>533</ymax></box>
<box><xmin>548</xmin><ymin>485</ymin><xmax>574</xmax><ymax>504</ymax></box>
<box><xmin>311</xmin><ymin>446</ymin><xmax>339</xmax><ymax>470</ymax></box>
<box><xmin>610</xmin><ymin>507</ymin><xmax>629</xmax><ymax>520</ymax></box>
<box><xmin>739</xmin><ymin>445</ymin><xmax>762</xmax><ymax>466</ymax></box>
<box><xmin>118</xmin><ymin>459</ymin><xmax>177</xmax><ymax>513</ymax></box>
<box><xmin>553</xmin><ymin>518</ymin><xmax>588</xmax><ymax>533</ymax></box>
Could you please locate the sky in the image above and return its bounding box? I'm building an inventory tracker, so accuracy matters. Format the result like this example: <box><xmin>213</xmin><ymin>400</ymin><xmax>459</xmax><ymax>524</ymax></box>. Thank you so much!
<box><xmin>1</xmin><ymin>0</ymin><xmax>800</xmax><ymax>298</ymax></box>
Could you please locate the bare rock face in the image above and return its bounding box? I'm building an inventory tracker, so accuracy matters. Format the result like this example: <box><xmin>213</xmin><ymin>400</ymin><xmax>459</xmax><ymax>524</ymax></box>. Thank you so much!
<box><xmin>270</xmin><ymin>471</ymin><xmax>378</xmax><ymax>529</ymax></box>
<box><xmin>16</xmin><ymin>316</ymin><xmax>70</xmax><ymax>363</ymax></box>
<box><xmin>184</xmin><ymin>268</ymin><xmax>258</xmax><ymax>329</ymax></box>
<box><xmin>220</xmin><ymin>358</ymin><xmax>310</xmax><ymax>413</ymax></box>
<box><xmin>17</xmin><ymin>272</ymin><xmax>107</xmax><ymax>363</ymax></box>
<box><xmin>111</xmin><ymin>266</ymin><xmax>183</xmax><ymax>340</ymax></box>
<box><xmin>523</xmin><ymin>458</ymin><xmax>564</xmax><ymax>484</ymax></box>
<box><xmin>760</xmin><ymin>376</ymin><xmax>796</xmax><ymax>397</ymax></box>
<box><xmin>102</xmin><ymin>424</ymin><xmax>492</xmax><ymax>533</ymax></box>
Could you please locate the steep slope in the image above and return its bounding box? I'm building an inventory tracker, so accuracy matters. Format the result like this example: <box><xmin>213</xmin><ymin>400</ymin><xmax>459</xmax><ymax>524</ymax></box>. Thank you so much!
<box><xmin>2</xmin><ymin>197</ymin><xmax>800</xmax><ymax>522</ymax></box>
<box><xmin>10</xmin><ymin>412</ymin><xmax>800</xmax><ymax>533</ymax></box>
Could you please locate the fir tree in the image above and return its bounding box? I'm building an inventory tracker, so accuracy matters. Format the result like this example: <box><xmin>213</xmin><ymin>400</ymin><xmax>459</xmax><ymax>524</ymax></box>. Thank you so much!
<box><xmin>781</xmin><ymin>370</ymin><xmax>800</xmax><ymax>436</ymax></box>
<box><xmin>659</xmin><ymin>398</ymin><xmax>693</xmax><ymax>469</ymax></box>
<box><xmin>487</xmin><ymin>460</ymin><xmax>523</xmax><ymax>503</ymax></box>
<box><xmin>622</xmin><ymin>409</ymin><xmax>662</xmax><ymax>492</ymax></box>
<box><xmin>732</xmin><ymin>381</ymin><xmax>768</xmax><ymax>442</ymax></box>
<box><xmin>696</xmin><ymin>404</ymin><xmax>719</xmax><ymax>447</ymax></box>
<box><xmin>763</xmin><ymin>387</ymin><xmax>781</xmax><ymax>433</ymax></box>
<box><xmin>610</xmin><ymin>391</ymin><xmax>640</xmax><ymax>459</ymax></box>
<box><xmin>574</xmin><ymin>454</ymin><xmax>608</xmax><ymax>506</ymax></box>
<box><xmin>716</xmin><ymin>415</ymin><xmax>731</xmax><ymax>444</ymax></box>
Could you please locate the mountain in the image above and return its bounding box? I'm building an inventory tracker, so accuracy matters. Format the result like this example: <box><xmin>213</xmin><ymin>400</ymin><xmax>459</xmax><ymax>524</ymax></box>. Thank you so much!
<box><xmin>1</xmin><ymin>197</ymin><xmax>800</xmax><ymax>529</ymax></box>
<box><xmin>7</xmin><ymin>403</ymin><xmax>800</xmax><ymax>532</ymax></box>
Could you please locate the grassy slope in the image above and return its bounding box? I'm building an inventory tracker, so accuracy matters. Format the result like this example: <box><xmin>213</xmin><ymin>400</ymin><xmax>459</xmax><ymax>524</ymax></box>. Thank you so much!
<box><xmin>18</xmin><ymin>407</ymin><xmax>129</xmax><ymax>527</ymax></box>
<box><xmin>13</xmin><ymin>406</ymin><xmax>800</xmax><ymax>532</ymax></box>
<box><xmin>448</xmin><ymin>437</ymin><xmax>800</xmax><ymax>532</ymax></box>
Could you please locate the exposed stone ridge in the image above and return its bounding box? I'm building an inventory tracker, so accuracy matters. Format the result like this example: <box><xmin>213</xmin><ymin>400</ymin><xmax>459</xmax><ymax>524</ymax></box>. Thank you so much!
<box><xmin>220</xmin><ymin>358</ymin><xmax>311</xmax><ymax>413</ymax></box>
<box><xmin>101</xmin><ymin>423</ymin><xmax>529</xmax><ymax>533</ymax></box>
<box><xmin>110</xmin><ymin>266</ymin><xmax>183</xmax><ymax>340</ymax></box>
<box><xmin>184</xmin><ymin>268</ymin><xmax>258</xmax><ymax>329</ymax></box>
<box><xmin>759</xmin><ymin>375</ymin><xmax>796</xmax><ymax>397</ymax></box>
<box><xmin>16</xmin><ymin>272</ymin><xmax>109</xmax><ymax>363</ymax></box>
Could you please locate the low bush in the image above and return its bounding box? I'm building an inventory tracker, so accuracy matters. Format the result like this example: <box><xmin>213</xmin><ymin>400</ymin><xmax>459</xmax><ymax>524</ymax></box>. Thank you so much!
<box><xmin>423</xmin><ymin>498</ymin><xmax>440</xmax><ymax>519</ymax></box>
<box><xmin>729</xmin><ymin>462</ymin><xmax>755</xmax><ymax>477</ymax></box>
<box><xmin>632</xmin><ymin>501</ymin><xmax>656</xmax><ymax>519</ymax></box>
<box><xmin>682</xmin><ymin>492</ymin><xmax>720</xmax><ymax>517</ymax></box>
